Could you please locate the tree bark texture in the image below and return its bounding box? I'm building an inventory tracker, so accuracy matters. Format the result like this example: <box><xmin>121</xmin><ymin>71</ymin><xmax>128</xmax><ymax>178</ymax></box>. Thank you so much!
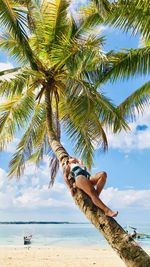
<box><xmin>73</xmin><ymin>189</ymin><xmax>150</xmax><ymax>267</ymax></box>
<box><xmin>45</xmin><ymin>86</ymin><xmax>150</xmax><ymax>267</ymax></box>
<box><xmin>45</xmin><ymin>86</ymin><xmax>69</xmax><ymax>166</ymax></box>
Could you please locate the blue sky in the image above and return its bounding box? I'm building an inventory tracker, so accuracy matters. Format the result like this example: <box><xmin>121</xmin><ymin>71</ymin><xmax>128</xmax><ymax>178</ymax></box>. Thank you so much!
<box><xmin>0</xmin><ymin>4</ymin><xmax>150</xmax><ymax>226</ymax></box>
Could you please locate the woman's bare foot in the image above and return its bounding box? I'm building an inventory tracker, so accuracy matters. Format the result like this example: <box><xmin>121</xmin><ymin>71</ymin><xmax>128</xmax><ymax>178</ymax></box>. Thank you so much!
<box><xmin>105</xmin><ymin>209</ymin><xmax>118</xmax><ymax>218</ymax></box>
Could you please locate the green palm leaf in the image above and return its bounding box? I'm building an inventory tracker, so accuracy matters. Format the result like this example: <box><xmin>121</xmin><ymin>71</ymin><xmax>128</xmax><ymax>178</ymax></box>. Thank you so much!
<box><xmin>97</xmin><ymin>48</ymin><xmax>150</xmax><ymax>84</ymax></box>
<box><xmin>107</xmin><ymin>0</ymin><xmax>150</xmax><ymax>42</ymax></box>
<box><xmin>62</xmin><ymin>75</ymin><xmax>128</xmax><ymax>131</ymax></box>
<box><xmin>0</xmin><ymin>0</ymin><xmax>38</xmax><ymax>69</ymax></box>
<box><xmin>0</xmin><ymin>89</ymin><xmax>35</xmax><ymax>151</ymax></box>
<box><xmin>8</xmin><ymin>103</ymin><xmax>46</xmax><ymax>177</ymax></box>
<box><xmin>25</xmin><ymin>0</ymin><xmax>48</xmax><ymax>61</ymax></box>
<box><xmin>118</xmin><ymin>80</ymin><xmax>150</xmax><ymax>121</ymax></box>
<box><xmin>49</xmin><ymin>155</ymin><xmax>60</xmax><ymax>187</ymax></box>
<box><xmin>92</xmin><ymin>0</ymin><xmax>110</xmax><ymax>17</ymax></box>
<box><xmin>0</xmin><ymin>67</ymin><xmax>44</xmax><ymax>97</ymax></box>
<box><xmin>73</xmin><ymin>2</ymin><xmax>104</xmax><ymax>38</ymax></box>
<box><xmin>60</xmin><ymin>81</ymin><xmax>128</xmax><ymax>166</ymax></box>
<box><xmin>51</xmin><ymin>33</ymin><xmax>105</xmax><ymax>70</ymax></box>
<box><xmin>0</xmin><ymin>67</ymin><xmax>20</xmax><ymax>76</ymax></box>
<box><xmin>41</xmin><ymin>0</ymin><xmax>70</xmax><ymax>48</ymax></box>
<box><xmin>0</xmin><ymin>32</ymin><xmax>30</xmax><ymax>65</ymax></box>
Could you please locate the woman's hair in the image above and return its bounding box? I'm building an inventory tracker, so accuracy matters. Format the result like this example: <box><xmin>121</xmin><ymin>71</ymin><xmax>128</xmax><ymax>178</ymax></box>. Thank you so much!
<box><xmin>63</xmin><ymin>161</ymin><xmax>70</xmax><ymax>175</ymax></box>
<box><xmin>63</xmin><ymin>157</ymin><xmax>76</xmax><ymax>170</ymax></box>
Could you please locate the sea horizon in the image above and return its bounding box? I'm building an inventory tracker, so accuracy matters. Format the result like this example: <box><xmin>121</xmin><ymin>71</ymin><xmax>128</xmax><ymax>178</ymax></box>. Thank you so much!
<box><xmin>0</xmin><ymin>221</ymin><xmax>89</xmax><ymax>224</ymax></box>
<box><xmin>0</xmin><ymin>222</ymin><xmax>150</xmax><ymax>248</ymax></box>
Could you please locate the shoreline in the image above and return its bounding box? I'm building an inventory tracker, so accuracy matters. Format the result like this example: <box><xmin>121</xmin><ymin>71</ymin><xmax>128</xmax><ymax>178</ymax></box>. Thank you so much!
<box><xmin>0</xmin><ymin>242</ymin><xmax>149</xmax><ymax>249</ymax></box>
<box><xmin>0</xmin><ymin>246</ymin><xmax>150</xmax><ymax>267</ymax></box>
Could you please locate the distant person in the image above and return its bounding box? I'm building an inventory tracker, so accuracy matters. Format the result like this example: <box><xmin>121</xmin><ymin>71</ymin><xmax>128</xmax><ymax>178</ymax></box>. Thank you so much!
<box><xmin>130</xmin><ymin>230</ymin><xmax>137</xmax><ymax>238</ymax></box>
<box><xmin>64</xmin><ymin>157</ymin><xmax>118</xmax><ymax>218</ymax></box>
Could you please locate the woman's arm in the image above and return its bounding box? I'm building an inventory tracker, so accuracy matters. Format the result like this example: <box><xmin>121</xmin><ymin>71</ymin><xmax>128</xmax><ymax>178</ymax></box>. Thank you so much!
<box><xmin>64</xmin><ymin>164</ymin><xmax>71</xmax><ymax>188</ymax></box>
<box><xmin>76</xmin><ymin>159</ymin><xmax>84</xmax><ymax>168</ymax></box>
<box><xmin>64</xmin><ymin>164</ymin><xmax>75</xmax><ymax>196</ymax></box>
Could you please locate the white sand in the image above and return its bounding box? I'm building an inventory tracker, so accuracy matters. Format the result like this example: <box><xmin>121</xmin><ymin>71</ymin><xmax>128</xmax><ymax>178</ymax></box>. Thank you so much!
<box><xmin>0</xmin><ymin>246</ymin><xmax>149</xmax><ymax>267</ymax></box>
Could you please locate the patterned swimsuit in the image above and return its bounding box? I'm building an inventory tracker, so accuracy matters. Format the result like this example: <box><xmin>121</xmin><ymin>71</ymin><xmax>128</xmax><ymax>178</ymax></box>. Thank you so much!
<box><xmin>70</xmin><ymin>164</ymin><xmax>91</xmax><ymax>179</ymax></box>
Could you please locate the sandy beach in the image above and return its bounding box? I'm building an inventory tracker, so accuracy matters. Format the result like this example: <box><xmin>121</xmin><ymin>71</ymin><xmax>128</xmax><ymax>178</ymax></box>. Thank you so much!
<box><xmin>1</xmin><ymin>246</ymin><xmax>149</xmax><ymax>267</ymax></box>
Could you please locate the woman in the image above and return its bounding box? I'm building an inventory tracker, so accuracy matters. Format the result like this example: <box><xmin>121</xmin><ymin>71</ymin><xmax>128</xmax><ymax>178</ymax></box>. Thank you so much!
<box><xmin>64</xmin><ymin>157</ymin><xmax>118</xmax><ymax>218</ymax></box>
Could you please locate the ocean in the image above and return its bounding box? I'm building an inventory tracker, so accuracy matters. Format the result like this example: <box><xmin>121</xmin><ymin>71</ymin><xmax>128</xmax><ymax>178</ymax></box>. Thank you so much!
<box><xmin>0</xmin><ymin>223</ymin><xmax>150</xmax><ymax>248</ymax></box>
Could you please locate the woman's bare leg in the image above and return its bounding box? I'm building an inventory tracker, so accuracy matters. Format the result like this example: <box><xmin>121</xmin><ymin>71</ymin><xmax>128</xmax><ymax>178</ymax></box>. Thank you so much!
<box><xmin>90</xmin><ymin>172</ymin><xmax>107</xmax><ymax>196</ymax></box>
<box><xmin>76</xmin><ymin>175</ymin><xmax>118</xmax><ymax>218</ymax></box>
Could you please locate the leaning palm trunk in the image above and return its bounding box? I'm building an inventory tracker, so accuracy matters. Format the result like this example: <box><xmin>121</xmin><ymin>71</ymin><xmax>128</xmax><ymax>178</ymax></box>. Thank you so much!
<box><xmin>45</xmin><ymin>88</ymin><xmax>150</xmax><ymax>267</ymax></box>
<box><xmin>74</xmin><ymin>190</ymin><xmax>150</xmax><ymax>267</ymax></box>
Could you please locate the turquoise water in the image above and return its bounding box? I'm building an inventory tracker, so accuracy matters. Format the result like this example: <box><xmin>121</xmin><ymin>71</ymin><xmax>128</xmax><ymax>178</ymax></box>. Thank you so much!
<box><xmin>0</xmin><ymin>223</ymin><xmax>150</xmax><ymax>248</ymax></box>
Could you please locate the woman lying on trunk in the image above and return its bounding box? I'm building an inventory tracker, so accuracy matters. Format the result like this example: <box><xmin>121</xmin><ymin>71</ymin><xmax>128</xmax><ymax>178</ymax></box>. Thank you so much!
<box><xmin>64</xmin><ymin>157</ymin><xmax>118</xmax><ymax>218</ymax></box>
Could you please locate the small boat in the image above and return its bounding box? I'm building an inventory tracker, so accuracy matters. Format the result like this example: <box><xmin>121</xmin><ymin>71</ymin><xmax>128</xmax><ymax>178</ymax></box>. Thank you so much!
<box><xmin>127</xmin><ymin>226</ymin><xmax>150</xmax><ymax>240</ymax></box>
<box><xmin>135</xmin><ymin>233</ymin><xmax>150</xmax><ymax>239</ymax></box>
<box><xmin>24</xmin><ymin>235</ymin><xmax>32</xmax><ymax>245</ymax></box>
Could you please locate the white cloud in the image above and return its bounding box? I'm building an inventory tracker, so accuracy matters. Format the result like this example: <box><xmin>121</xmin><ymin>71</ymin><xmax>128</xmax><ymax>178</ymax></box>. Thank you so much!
<box><xmin>0</xmin><ymin>62</ymin><xmax>13</xmax><ymax>71</ymax></box>
<box><xmin>71</xmin><ymin>0</ymin><xmax>88</xmax><ymax>6</ymax></box>
<box><xmin>0</xmin><ymin>158</ymin><xmax>74</xmax><ymax>211</ymax></box>
<box><xmin>0</xmin><ymin>151</ymin><xmax>150</xmax><ymax>222</ymax></box>
<box><xmin>106</xmin><ymin>108</ymin><xmax>150</xmax><ymax>151</ymax></box>
<box><xmin>4</xmin><ymin>138</ymin><xmax>20</xmax><ymax>153</ymax></box>
<box><xmin>101</xmin><ymin>187</ymin><xmax>150</xmax><ymax>210</ymax></box>
<box><xmin>0</xmin><ymin>61</ymin><xmax>19</xmax><ymax>81</ymax></box>
<box><xmin>0</xmin><ymin>168</ymin><xmax>7</xmax><ymax>189</ymax></box>
<box><xmin>0</xmin><ymin>159</ymin><xmax>150</xmax><ymax>214</ymax></box>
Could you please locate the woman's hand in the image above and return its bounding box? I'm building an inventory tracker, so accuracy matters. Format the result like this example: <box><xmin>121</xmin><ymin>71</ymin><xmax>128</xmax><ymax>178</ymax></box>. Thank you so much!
<box><xmin>70</xmin><ymin>187</ymin><xmax>76</xmax><ymax>196</ymax></box>
<box><xmin>64</xmin><ymin>164</ymin><xmax>76</xmax><ymax>196</ymax></box>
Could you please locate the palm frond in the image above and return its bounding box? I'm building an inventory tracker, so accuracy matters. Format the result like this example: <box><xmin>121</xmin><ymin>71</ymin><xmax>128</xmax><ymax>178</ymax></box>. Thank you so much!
<box><xmin>73</xmin><ymin>2</ymin><xmax>104</xmax><ymax>38</ymax></box>
<box><xmin>26</xmin><ymin>0</ymin><xmax>42</xmax><ymax>31</ymax></box>
<box><xmin>25</xmin><ymin>0</ymin><xmax>49</xmax><ymax>61</ymax></box>
<box><xmin>97</xmin><ymin>48</ymin><xmax>150</xmax><ymax>84</ymax></box>
<box><xmin>0</xmin><ymin>0</ymin><xmax>28</xmax><ymax>38</ymax></box>
<box><xmin>59</xmin><ymin>80</ymin><xmax>128</xmax><ymax>166</ymax></box>
<box><xmin>8</xmin><ymin>103</ymin><xmax>46</xmax><ymax>177</ymax></box>
<box><xmin>91</xmin><ymin>111</ymin><xmax>108</xmax><ymax>150</ymax></box>
<box><xmin>49</xmin><ymin>155</ymin><xmax>59</xmax><ymax>187</ymax></box>
<box><xmin>0</xmin><ymin>67</ymin><xmax>20</xmax><ymax>76</ymax></box>
<box><xmin>60</xmin><ymin>73</ymin><xmax>129</xmax><ymax>134</ymax></box>
<box><xmin>96</xmin><ymin>93</ymin><xmax>129</xmax><ymax>133</ymax></box>
<box><xmin>26</xmin><ymin>134</ymin><xmax>51</xmax><ymax>167</ymax></box>
<box><xmin>0</xmin><ymin>90</ymin><xmax>35</xmax><ymax>151</ymax></box>
<box><xmin>0</xmin><ymin>32</ymin><xmax>29</xmax><ymax>65</ymax></box>
<box><xmin>62</xmin><ymin>116</ymin><xmax>95</xmax><ymax>168</ymax></box>
<box><xmin>92</xmin><ymin>0</ymin><xmax>111</xmax><ymax>18</ymax></box>
<box><xmin>10</xmin><ymin>0</ymin><xmax>28</xmax><ymax>8</ymax></box>
<box><xmin>50</xmin><ymin>32</ymin><xmax>106</xmax><ymax>70</ymax></box>
<box><xmin>0</xmin><ymin>67</ymin><xmax>43</xmax><ymax>97</ymax></box>
<box><xmin>118</xmin><ymin>80</ymin><xmax>150</xmax><ymax>121</ymax></box>
<box><xmin>41</xmin><ymin>0</ymin><xmax>70</xmax><ymax>48</ymax></box>
<box><xmin>0</xmin><ymin>0</ymin><xmax>38</xmax><ymax>69</ymax></box>
<box><xmin>107</xmin><ymin>0</ymin><xmax>150</xmax><ymax>42</ymax></box>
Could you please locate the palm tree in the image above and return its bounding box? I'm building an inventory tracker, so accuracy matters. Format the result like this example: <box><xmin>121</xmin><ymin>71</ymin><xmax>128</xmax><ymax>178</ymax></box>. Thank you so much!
<box><xmin>0</xmin><ymin>0</ymin><xmax>150</xmax><ymax>266</ymax></box>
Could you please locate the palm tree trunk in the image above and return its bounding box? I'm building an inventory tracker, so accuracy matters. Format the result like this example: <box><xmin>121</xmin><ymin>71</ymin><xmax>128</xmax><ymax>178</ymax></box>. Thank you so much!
<box><xmin>74</xmin><ymin>190</ymin><xmax>150</xmax><ymax>267</ymax></box>
<box><xmin>45</xmin><ymin>85</ymin><xmax>69</xmax><ymax>165</ymax></box>
<box><xmin>45</xmin><ymin>87</ymin><xmax>150</xmax><ymax>267</ymax></box>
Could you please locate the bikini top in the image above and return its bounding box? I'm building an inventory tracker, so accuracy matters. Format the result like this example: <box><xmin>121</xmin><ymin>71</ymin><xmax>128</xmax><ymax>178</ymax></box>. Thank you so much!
<box><xmin>70</xmin><ymin>163</ymin><xmax>91</xmax><ymax>178</ymax></box>
<box><xmin>70</xmin><ymin>163</ymin><xmax>84</xmax><ymax>171</ymax></box>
